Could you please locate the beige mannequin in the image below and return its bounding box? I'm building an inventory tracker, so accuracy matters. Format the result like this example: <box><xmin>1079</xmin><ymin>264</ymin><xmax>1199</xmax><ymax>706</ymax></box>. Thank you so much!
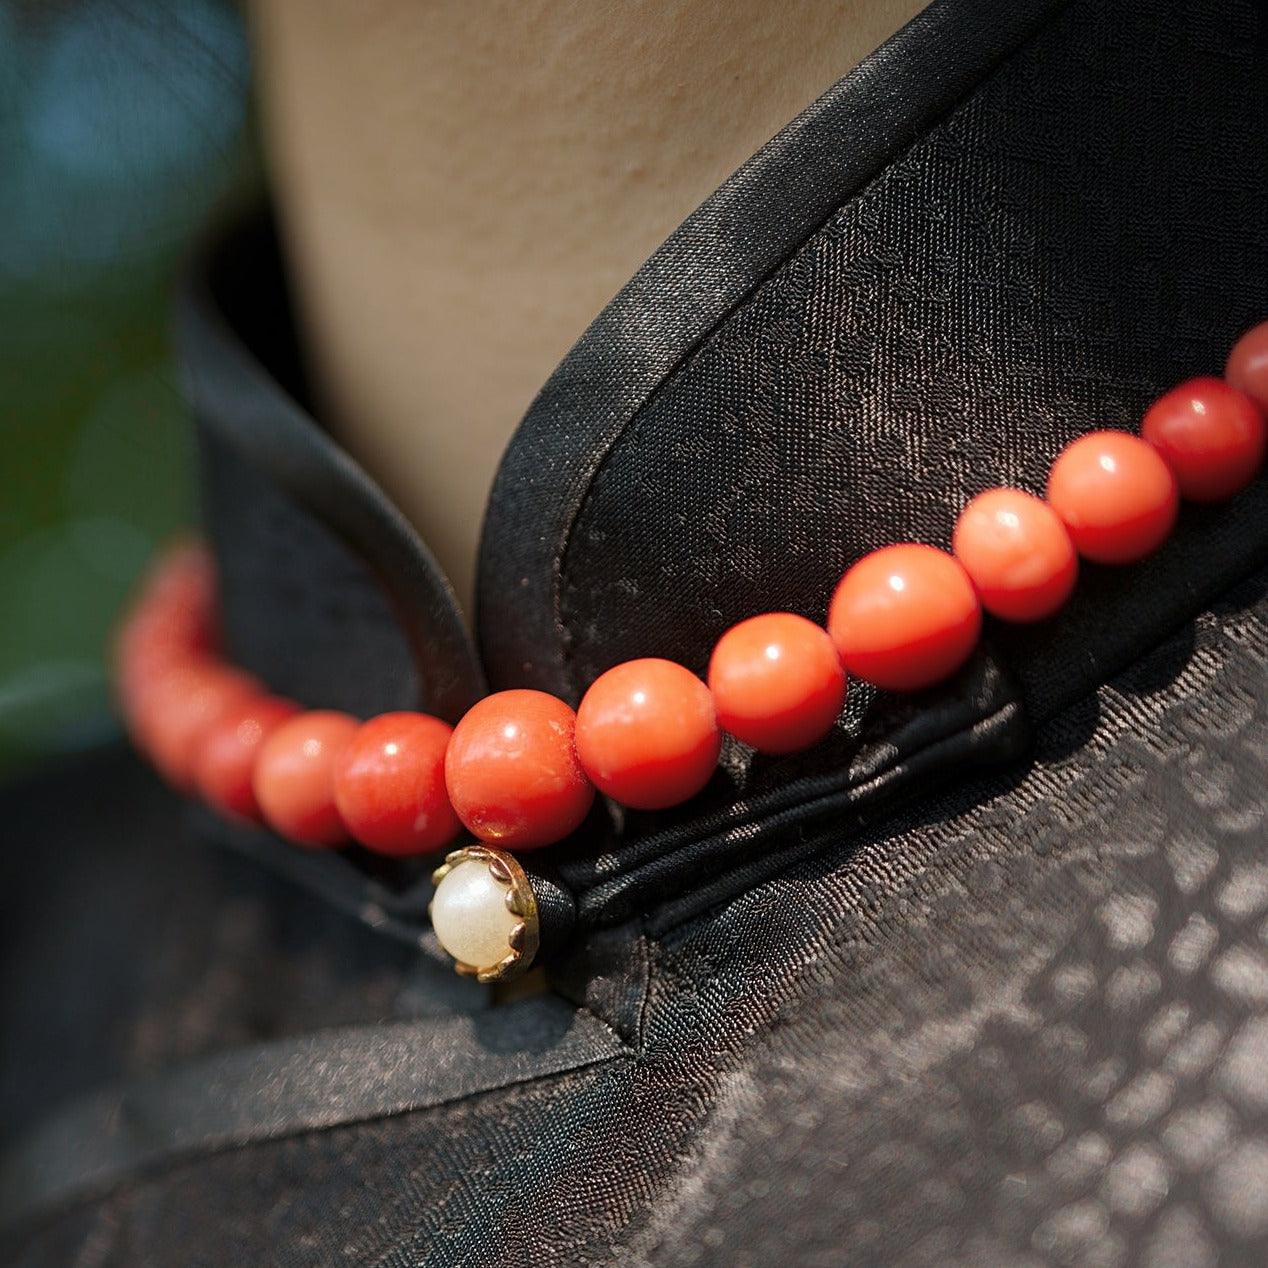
<box><xmin>248</xmin><ymin>0</ymin><xmax>925</xmax><ymax>615</ymax></box>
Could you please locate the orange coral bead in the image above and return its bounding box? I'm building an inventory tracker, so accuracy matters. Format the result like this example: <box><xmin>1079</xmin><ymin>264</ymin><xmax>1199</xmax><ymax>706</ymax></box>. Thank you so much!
<box><xmin>707</xmin><ymin>613</ymin><xmax>845</xmax><ymax>753</ymax></box>
<box><xmin>114</xmin><ymin>547</ymin><xmax>218</xmax><ymax>706</ymax></box>
<box><xmin>143</xmin><ymin>541</ymin><xmax>216</xmax><ymax>614</ymax></box>
<box><xmin>115</xmin><ymin>606</ymin><xmax>208</xmax><ymax>703</ymax></box>
<box><xmin>1226</xmin><ymin>320</ymin><xmax>1268</xmax><ymax>414</ymax></box>
<box><xmin>952</xmin><ymin>488</ymin><xmax>1078</xmax><ymax>622</ymax></box>
<box><xmin>335</xmin><ymin>712</ymin><xmax>461</xmax><ymax>856</ymax></box>
<box><xmin>1046</xmin><ymin>431</ymin><xmax>1178</xmax><ymax>564</ymax></box>
<box><xmin>194</xmin><ymin>695</ymin><xmax>301</xmax><ymax>821</ymax></box>
<box><xmin>575</xmin><ymin>658</ymin><xmax>721</xmax><ymax>810</ymax></box>
<box><xmin>1141</xmin><ymin>376</ymin><xmax>1265</xmax><ymax>502</ymax></box>
<box><xmin>253</xmin><ymin>710</ymin><xmax>359</xmax><ymax>847</ymax></box>
<box><xmin>827</xmin><ymin>544</ymin><xmax>981</xmax><ymax>691</ymax></box>
<box><xmin>130</xmin><ymin>660</ymin><xmax>261</xmax><ymax>790</ymax></box>
<box><xmin>444</xmin><ymin>690</ymin><xmax>594</xmax><ymax>850</ymax></box>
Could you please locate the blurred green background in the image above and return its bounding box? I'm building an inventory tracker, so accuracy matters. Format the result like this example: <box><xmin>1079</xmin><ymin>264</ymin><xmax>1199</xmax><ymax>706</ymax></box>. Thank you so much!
<box><xmin>0</xmin><ymin>0</ymin><xmax>256</xmax><ymax>773</ymax></box>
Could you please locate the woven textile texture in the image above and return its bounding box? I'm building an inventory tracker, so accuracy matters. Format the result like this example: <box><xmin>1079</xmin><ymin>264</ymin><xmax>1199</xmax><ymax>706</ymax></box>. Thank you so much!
<box><xmin>2</xmin><ymin>0</ymin><xmax>1267</xmax><ymax>1263</ymax></box>
<box><xmin>5</xmin><ymin>571</ymin><xmax>1266</xmax><ymax>1266</ymax></box>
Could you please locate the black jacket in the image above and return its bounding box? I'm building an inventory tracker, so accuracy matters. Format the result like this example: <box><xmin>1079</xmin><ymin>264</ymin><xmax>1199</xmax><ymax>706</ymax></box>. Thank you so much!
<box><xmin>3</xmin><ymin>1</ymin><xmax>1267</xmax><ymax>1263</ymax></box>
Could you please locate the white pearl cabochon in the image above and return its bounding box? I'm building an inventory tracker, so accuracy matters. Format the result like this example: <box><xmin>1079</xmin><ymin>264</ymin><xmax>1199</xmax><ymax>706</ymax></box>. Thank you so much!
<box><xmin>431</xmin><ymin>858</ymin><xmax>521</xmax><ymax>970</ymax></box>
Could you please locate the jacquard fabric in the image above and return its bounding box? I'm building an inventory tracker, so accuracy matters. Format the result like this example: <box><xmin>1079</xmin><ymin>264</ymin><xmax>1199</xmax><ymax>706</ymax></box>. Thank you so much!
<box><xmin>481</xmin><ymin>0</ymin><xmax>1268</xmax><ymax>715</ymax></box>
<box><xmin>2</xmin><ymin>0</ymin><xmax>1266</xmax><ymax>1263</ymax></box>
<box><xmin>5</xmin><ymin>572</ymin><xmax>1266</xmax><ymax>1266</ymax></box>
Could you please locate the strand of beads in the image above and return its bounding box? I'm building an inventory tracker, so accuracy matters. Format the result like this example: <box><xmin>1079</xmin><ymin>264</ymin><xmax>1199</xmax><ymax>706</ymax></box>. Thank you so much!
<box><xmin>117</xmin><ymin>322</ymin><xmax>1268</xmax><ymax>860</ymax></box>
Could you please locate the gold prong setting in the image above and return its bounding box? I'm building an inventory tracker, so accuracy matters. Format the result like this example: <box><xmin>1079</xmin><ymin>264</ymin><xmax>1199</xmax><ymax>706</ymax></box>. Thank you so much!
<box><xmin>429</xmin><ymin>846</ymin><xmax>540</xmax><ymax>982</ymax></box>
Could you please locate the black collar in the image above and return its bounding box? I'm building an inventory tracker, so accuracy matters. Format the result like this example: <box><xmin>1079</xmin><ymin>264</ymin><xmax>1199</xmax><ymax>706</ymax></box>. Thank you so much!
<box><xmin>174</xmin><ymin>0</ymin><xmax>1268</xmax><ymax>941</ymax></box>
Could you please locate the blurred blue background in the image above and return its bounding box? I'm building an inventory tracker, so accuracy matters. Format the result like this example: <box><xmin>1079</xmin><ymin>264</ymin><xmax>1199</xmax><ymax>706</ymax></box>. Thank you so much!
<box><xmin>0</xmin><ymin>0</ymin><xmax>256</xmax><ymax>772</ymax></box>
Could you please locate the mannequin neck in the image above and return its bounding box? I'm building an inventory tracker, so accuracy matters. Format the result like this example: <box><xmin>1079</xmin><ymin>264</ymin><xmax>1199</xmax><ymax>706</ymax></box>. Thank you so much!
<box><xmin>248</xmin><ymin>0</ymin><xmax>923</xmax><ymax>614</ymax></box>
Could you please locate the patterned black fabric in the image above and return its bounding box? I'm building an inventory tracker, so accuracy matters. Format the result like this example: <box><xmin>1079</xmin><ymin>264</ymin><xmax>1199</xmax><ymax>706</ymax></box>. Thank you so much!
<box><xmin>5</xmin><ymin>572</ymin><xmax>1266</xmax><ymax>1265</ymax></box>
<box><xmin>2</xmin><ymin>0</ymin><xmax>1267</xmax><ymax>1263</ymax></box>
<box><xmin>480</xmin><ymin>0</ymin><xmax>1268</xmax><ymax>712</ymax></box>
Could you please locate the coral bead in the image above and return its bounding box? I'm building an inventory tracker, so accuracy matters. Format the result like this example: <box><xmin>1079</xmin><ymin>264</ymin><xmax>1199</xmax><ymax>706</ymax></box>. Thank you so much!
<box><xmin>707</xmin><ymin>613</ymin><xmax>845</xmax><ymax>753</ymax></box>
<box><xmin>1141</xmin><ymin>376</ymin><xmax>1265</xmax><ymax>502</ymax></box>
<box><xmin>444</xmin><ymin>690</ymin><xmax>594</xmax><ymax>850</ymax></box>
<box><xmin>143</xmin><ymin>541</ymin><xmax>216</xmax><ymax>615</ymax></box>
<box><xmin>253</xmin><ymin>710</ymin><xmax>359</xmax><ymax>847</ymax></box>
<box><xmin>194</xmin><ymin>695</ymin><xmax>301</xmax><ymax>821</ymax></box>
<box><xmin>827</xmin><ymin>544</ymin><xmax>981</xmax><ymax>691</ymax></box>
<box><xmin>114</xmin><ymin>553</ymin><xmax>218</xmax><ymax>705</ymax></box>
<box><xmin>1226</xmin><ymin>320</ymin><xmax>1268</xmax><ymax>414</ymax></box>
<box><xmin>130</xmin><ymin>661</ymin><xmax>261</xmax><ymax>790</ymax></box>
<box><xmin>575</xmin><ymin>658</ymin><xmax>721</xmax><ymax>810</ymax></box>
<box><xmin>952</xmin><ymin>488</ymin><xmax>1078</xmax><ymax>622</ymax></box>
<box><xmin>1046</xmin><ymin>431</ymin><xmax>1178</xmax><ymax>564</ymax></box>
<box><xmin>335</xmin><ymin>712</ymin><xmax>461</xmax><ymax>856</ymax></box>
<box><xmin>115</xmin><ymin>606</ymin><xmax>210</xmax><ymax>704</ymax></box>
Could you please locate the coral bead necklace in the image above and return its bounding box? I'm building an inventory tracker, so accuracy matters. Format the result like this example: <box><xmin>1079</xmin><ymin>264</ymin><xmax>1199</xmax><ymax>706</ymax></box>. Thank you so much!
<box><xmin>117</xmin><ymin>322</ymin><xmax>1268</xmax><ymax>977</ymax></box>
